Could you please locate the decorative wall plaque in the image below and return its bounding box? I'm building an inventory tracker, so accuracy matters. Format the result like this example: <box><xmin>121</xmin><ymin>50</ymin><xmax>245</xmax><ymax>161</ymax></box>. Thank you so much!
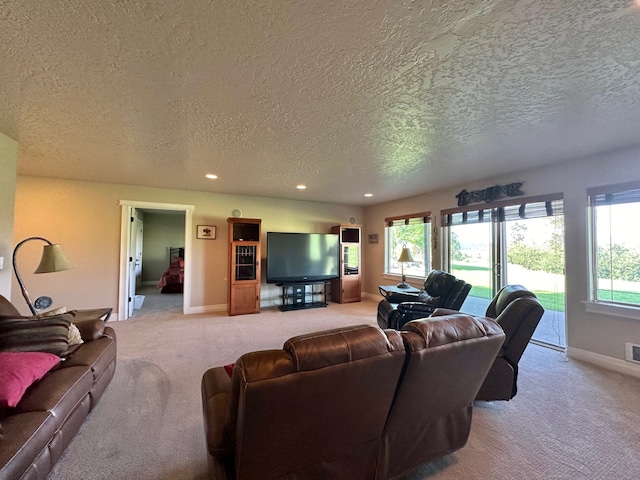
<box><xmin>456</xmin><ymin>182</ymin><xmax>524</xmax><ymax>207</ymax></box>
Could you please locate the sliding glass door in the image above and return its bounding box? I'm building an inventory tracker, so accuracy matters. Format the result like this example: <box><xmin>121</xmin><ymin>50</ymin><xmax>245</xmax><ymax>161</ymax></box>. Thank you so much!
<box><xmin>444</xmin><ymin>196</ymin><xmax>566</xmax><ymax>349</ymax></box>
<box><xmin>503</xmin><ymin>215</ymin><xmax>566</xmax><ymax>347</ymax></box>
<box><xmin>448</xmin><ymin>219</ymin><xmax>494</xmax><ymax>317</ymax></box>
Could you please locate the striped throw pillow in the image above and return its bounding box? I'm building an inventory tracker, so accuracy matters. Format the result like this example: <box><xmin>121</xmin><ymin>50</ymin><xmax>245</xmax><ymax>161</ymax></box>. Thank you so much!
<box><xmin>0</xmin><ymin>314</ymin><xmax>72</xmax><ymax>356</ymax></box>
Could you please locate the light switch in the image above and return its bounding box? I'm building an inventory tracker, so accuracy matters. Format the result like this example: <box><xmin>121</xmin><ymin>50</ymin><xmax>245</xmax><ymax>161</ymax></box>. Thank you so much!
<box><xmin>0</xmin><ymin>256</ymin><xmax>3</xmax><ymax>269</ymax></box>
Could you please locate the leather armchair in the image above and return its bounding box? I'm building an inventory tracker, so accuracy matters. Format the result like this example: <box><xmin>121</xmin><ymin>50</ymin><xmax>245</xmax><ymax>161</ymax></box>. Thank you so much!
<box><xmin>376</xmin><ymin>313</ymin><xmax>505</xmax><ymax>479</ymax></box>
<box><xmin>201</xmin><ymin>318</ymin><xmax>505</xmax><ymax>480</ymax></box>
<box><xmin>201</xmin><ymin>324</ymin><xmax>406</xmax><ymax>480</ymax></box>
<box><xmin>377</xmin><ymin>269</ymin><xmax>471</xmax><ymax>330</ymax></box>
<box><xmin>432</xmin><ymin>284</ymin><xmax>544</xmax><ymax>401</ymax></box>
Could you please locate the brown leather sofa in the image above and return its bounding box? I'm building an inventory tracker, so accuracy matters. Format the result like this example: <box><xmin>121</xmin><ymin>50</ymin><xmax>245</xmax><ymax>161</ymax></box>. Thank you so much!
<box><xmin>432</xmin><ymin>284</ymin><xmax>545</xmax><ymax>401</ymax></box>
<box><xmin>377</xmin><ymin>269</ymin><xmax>471</xmax><ymax>330</ymax></box>
<box><xmin>0</xmin><ymin>295</ymin><xmax>117</xmax><ymax>480</ymax></box>
<box><xmin>202</xmin><ymin>315</ymin><xmax>505</xmax><ymax>480</ymax></box>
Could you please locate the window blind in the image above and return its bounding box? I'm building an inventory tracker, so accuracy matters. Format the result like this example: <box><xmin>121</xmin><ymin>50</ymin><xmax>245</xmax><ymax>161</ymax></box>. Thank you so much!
<box><xmin>588</xmin><ymin>180</ymin><xmax>640</xmax><ymax>207</ymax></box>
<box><xmin>442</xmin><ymin>194</ymin><xmax>563</xmax><ymax>227</ymax></box>
<box><xmin>385</xmin><ymin>212</ymin><xmax>431</xmax><ymax>227</ymax></box>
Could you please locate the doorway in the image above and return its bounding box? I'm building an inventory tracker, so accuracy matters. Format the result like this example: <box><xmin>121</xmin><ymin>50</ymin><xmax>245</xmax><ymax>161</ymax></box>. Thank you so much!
<box><xmin>118</xmin><ymin>200</ymin><xmax>194</xmax><ymax>320</ymax></box>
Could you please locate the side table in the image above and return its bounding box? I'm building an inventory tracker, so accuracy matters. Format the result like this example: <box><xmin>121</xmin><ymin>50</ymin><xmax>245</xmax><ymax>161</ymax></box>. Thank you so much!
<box><xmin>69</xmin><ymin>307</ymin><xmax>113</xmax><ymax>322</ymax></box>
<box><xmin>378</xmin><ymin>284</ymin><xmax>421</xmax><ymax>299</ymax></box>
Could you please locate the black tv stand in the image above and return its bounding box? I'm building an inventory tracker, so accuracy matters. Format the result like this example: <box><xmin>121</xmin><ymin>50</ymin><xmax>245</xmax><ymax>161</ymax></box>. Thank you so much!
<box><xmin>277</xmin><ymin>282</ymin><xmax>329</xmax><ymax>311</ymax></box>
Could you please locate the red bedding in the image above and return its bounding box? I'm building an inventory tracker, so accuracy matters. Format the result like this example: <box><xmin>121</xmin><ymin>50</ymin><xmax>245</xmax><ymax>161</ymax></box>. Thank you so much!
<box><xmin>156</xmin><ymin>257</ymin><xmax>184</xmax><ymax>291</ymax></box>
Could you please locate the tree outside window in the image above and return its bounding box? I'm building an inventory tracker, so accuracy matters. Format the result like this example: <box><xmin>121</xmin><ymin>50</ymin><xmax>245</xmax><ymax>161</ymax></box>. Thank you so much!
<box><xmin>385</xmin><ymin>215</ymin><xmax>430</xmax><ymax>279</ymax></box>
<box><xmin>589</xmin><ymin>184</ymin><xmax>640</xmax><ymax>307</ymax></box>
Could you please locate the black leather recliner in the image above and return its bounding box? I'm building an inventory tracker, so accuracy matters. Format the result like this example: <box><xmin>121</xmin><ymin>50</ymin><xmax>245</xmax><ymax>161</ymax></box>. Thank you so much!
<box><xmin>377</xmin><ymin>270</ymin><xmax>472</xmax><ymax>330</ymax></box>
<box><xmin>431</xmin><ymin>284</ymin><xmax>544</xmax><ymax>401</ymax></box>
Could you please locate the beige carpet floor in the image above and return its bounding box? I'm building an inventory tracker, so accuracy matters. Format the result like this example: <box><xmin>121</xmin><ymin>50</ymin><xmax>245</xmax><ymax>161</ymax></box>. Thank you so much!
<box><xmin>48</xmin><ymin>292</ymin><xmax>640</xmax><ymax>480</ymax></box>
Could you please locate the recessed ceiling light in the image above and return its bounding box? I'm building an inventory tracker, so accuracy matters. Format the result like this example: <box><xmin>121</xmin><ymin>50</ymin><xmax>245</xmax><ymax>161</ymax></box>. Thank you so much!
<box><xmin>364</xmin><ymin>193</ymin><xmax>373</xmax><ymax>197</ymax></box>
<box><xmin>296</xmin><ymin>184</ymin><xmax>307</xmax><ymax>190</ymax></box>
<box><xmin>205</xmin><ymin>174</ymin><xmax>218</xmax><ymax>179</ymax></box>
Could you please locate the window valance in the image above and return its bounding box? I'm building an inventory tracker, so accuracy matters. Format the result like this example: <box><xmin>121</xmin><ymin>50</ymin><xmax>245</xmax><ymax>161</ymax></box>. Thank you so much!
<box><xmin>385</xmin><ymin>212</ymin><xmax>431</xmax><ymax>227</ymax></box>
<box><xmin>442</xmin><ymin>194</ymin><xmax>563</xmax><ymax>227</ymax></box>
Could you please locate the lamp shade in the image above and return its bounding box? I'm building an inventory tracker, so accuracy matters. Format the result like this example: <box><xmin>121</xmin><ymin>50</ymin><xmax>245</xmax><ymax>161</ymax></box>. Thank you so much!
<box><xmin>397</xmin><ymin>246</ymin><xmax>414</xmax><ymax>263</ymax></box>
<box><xmin>34</xmin><ymin>244</ymin><xmax>75</xmax><ymax>273</ymax></box>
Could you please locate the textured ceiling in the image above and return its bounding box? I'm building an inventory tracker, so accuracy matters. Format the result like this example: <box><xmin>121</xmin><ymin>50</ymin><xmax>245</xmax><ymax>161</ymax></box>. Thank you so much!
<box><xmin>2</xmin><ymin>1</ymin><xmax>640</xmax><ymax>206</ymax></box>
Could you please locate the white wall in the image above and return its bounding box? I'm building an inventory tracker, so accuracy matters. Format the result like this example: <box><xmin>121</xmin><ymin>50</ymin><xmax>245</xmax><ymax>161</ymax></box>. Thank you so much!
<box><xmin>364</xmin><ymin>145</ymin><xmax>640</xmax><ymax>368</ymax></box>
<box><xmin>0</xmin><ymin>132</ymin><xmax>18</xmax><ymax>299</ymax></box>
<box><xmin>13</xmin><ymin>176</ymin><xmax>363</xmax><ymax>315</ymax></box>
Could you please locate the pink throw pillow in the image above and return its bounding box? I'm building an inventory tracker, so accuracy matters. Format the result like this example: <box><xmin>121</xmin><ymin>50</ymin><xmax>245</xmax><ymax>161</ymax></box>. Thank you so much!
<box><xmin>0</xmin><ymin>351</ymin><xmax>61</xmax><ymax>411</ymax></box>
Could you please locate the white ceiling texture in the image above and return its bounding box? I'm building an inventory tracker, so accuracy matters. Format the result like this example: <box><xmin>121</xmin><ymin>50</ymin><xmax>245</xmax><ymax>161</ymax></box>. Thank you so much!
<box><xmin>1</xmin><ymin>1</ymin><xmax>640</xmax><ymax>206</ymax></box>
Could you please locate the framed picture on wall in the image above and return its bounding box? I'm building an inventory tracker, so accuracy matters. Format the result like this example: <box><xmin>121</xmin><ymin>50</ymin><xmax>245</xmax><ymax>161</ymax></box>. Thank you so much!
<box><xmin>197</xmin><ymin>225</ymin><xmax>216</xmax><ymax>240</ymax></box>
<box><xmin>368</xmin><ymin>234</ymin><xmax>379</xmax><ymax>244</ymax></box>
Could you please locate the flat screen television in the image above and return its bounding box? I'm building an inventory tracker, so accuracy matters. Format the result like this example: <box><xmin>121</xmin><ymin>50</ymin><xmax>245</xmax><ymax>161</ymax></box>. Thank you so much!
<box><xmin>266</xmin><ymin>232</ymin><xmax>339</xmax><ymax>284</ymax></box>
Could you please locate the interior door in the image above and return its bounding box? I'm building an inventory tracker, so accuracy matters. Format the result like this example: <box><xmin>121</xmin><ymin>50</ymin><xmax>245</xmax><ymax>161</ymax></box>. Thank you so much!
<box><xmin>134</xmin><ymin>217</ymin><xmax>143</xmax><ymax>287</ymax></box>
<box><xmin>127</xmin><ymin>209</ymin><xmax>144</xmax><ymax>317</ymax></box>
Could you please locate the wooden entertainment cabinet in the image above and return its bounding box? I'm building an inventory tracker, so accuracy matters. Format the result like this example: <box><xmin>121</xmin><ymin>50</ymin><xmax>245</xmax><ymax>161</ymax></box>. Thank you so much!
<box><xmin>227</xmin><ymin>217</ymin><xmax>261</xmax><ymax>316</ymax></box>
<box><xmin>330</xmin><ymin>224</ymin><xmax>361</xmax><ymax>303</ymax></box>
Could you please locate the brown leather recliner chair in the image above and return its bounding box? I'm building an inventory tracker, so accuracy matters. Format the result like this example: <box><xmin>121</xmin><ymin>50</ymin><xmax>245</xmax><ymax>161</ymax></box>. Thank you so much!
<box><xmin>201</xmin><ymin>324</ymin><xmax>406</xmax><ymax>480</ymax></box>
<box><xmin>201</xmin><ymin>317</ymin><xmax>505</xmax><ymax>480</ymax></box>
<box><xmin>377</xmin><ymin>269</ymin><xmax>471</xmax><ymax>330</ymax></box>
<box><xmin>376</xmin><ymin>314</ymin><xmax>505</xmax><ymax>480</ymax></box>
<box><xmin>432</xmin><ymin>284</ymin><xmax>544</xmax><ymax>401</ymax></box>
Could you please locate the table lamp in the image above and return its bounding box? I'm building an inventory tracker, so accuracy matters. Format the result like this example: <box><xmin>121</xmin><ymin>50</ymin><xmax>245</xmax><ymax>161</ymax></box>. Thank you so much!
<box><xmin>397</xmin><ymin>245</ymin><xmax>414</xmax><ymax>288</ymax></box>
<box><xmin>12</xmin><ymin>237</ymin><xmax>75</xmax><ymax>315</ymax></box>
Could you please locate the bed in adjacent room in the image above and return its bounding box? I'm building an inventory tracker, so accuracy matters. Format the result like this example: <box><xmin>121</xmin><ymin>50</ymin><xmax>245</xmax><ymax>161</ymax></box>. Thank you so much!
<box><xmin>156</xmin><ymin>247</ymin><xmax>184</xmax><ymax>294</ymax></box>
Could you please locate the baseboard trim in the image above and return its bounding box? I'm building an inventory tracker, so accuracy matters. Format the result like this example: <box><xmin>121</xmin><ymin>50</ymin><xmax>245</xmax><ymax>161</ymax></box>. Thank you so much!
<box><xmin>362</xmin><ymin>292</ymin><xmax>378</xmax><ymax>301</ymax></box>
<box><xmin>567</xmin><ymin>346</ymin><xmax>640</xmax><ymax>379</ymax></box>
<box><xmin>187</xmin><ymin>304</ymin><xmax>227</xmax><ymax>314</ymax></box>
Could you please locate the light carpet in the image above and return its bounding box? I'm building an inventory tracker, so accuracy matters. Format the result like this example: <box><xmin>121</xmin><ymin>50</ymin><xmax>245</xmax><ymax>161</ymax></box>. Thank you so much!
<box><xmin>49</xmin><ymin>295</ymin><xmax>640</xmax><ymax>480</ymax></box>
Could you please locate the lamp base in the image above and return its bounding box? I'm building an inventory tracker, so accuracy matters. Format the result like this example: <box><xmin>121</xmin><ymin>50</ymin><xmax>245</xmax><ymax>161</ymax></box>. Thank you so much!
<box><xmin>397</xmin><ymin>273</ymin><xmax>410</xmax><ymax>288</ymax></box>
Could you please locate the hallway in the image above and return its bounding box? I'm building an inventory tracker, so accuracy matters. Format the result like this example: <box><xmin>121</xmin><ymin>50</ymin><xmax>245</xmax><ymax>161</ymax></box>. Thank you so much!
<box><xmin>131</xmin><ymin>285</ymin><xmax>183</xmax><ymax>319</ymax></box>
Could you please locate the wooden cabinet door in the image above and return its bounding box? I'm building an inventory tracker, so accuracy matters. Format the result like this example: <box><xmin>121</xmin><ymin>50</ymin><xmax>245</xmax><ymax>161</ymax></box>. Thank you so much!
<box><xmin>229</xmin><ymin>284</ymin><xmax>259</xmax><ymax>315</ymax></box>
<box><xmin>230</xmin><ymin>242</ymin><xmax>260</xmax><ymax>284</ymax></box>
<box><xmin>341</xmin><ymin>277</ymin><xmax>361</xmax><ymax>303</ymax></box>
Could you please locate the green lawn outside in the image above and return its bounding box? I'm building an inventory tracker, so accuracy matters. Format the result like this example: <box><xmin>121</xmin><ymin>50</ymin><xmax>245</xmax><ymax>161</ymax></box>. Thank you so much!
<box><xmin>452</xmin><ymin>265</ymin><xmax>567</xmax><ymax>311</ymax></box>
<box><xmin>596</xmin><ymin>290</ymin><xmax>640</xmax><ymax>305</ymax></box>
<box><xmin>451</xmin><ymin>263</ymin><xmax>640</xmax><ymax>312</ymax></box>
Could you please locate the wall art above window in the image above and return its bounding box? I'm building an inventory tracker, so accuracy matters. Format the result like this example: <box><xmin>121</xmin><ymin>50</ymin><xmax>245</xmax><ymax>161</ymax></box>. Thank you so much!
<box><xmin>456</xmin><ymin>182</ymin><xmax>524</xmax><ymax>207</ymax></box>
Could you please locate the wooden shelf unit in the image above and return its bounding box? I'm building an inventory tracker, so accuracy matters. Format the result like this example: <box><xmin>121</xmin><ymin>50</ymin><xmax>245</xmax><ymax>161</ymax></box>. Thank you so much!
<box><xmin>330</xmin><ymin>224</ymin><xmax>361</xmax><ymax>303</ymax></box>
<box><xmin>227</xmin><ymin>217</ymin><xmax>261</xmax><ymax>316</ymax></box>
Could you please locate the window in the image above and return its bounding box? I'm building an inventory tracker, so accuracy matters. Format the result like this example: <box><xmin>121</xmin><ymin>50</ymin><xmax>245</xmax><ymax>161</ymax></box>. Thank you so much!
<box><xmin>385</xmin><ymin>212</ymin><xmax>431</xmax><ymax>280</ymax></box>
<box><xmin>588</xmin><ymin>181</ymin><xmax>640</xmax><ymax>308</ymax></box>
